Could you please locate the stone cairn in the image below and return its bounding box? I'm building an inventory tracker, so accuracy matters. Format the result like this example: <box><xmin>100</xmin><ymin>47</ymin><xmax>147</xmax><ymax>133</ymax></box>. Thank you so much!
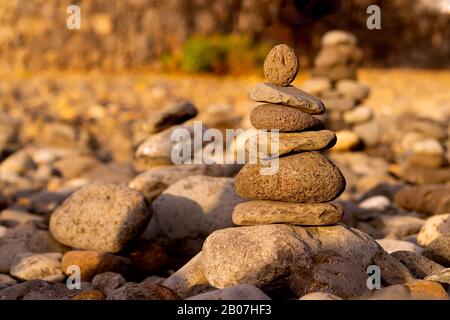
<box><xmin>302</xmin><ymin>30</ymin><xmax>378</xmax><ymax>151</ymax></box>
<box><xmin>233</xmin><ymin>44</ymin><xmax>346</xmax><ymax>229</ymax></box>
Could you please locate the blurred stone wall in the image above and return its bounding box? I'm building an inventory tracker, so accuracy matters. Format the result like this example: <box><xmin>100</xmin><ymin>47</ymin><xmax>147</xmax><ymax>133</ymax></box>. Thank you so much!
<box><xmin>0</xmin><ymin>0</ymin><xmax>448</xmax><ymax>72</ymax></box>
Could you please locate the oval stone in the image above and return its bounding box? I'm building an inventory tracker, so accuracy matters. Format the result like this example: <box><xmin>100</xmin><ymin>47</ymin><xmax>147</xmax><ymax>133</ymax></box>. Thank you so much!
<box><xmin>235</xmin><ymin>152</ymin><xmax>346</xmax><ymax>203</ymax></box>
<box><xmin>263</xmin><ymin>44</ymin><xmax>299</xmax><ymax>86</ymax></box>
<box><xmin>250</xmin><ymin>104</ymin><xmax>323</xmax><ymax>132</ymax></box>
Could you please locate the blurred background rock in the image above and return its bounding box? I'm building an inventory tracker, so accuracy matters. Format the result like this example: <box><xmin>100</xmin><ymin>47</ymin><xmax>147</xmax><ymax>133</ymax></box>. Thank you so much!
<box><xmin>0</xmin><ymin>0</ymin><xmax>448</xmax><ymax>73</ymax></box>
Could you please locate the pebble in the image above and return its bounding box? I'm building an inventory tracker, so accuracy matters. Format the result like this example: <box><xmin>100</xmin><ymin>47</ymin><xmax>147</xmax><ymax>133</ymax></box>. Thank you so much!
<box><xmin>404</xmin><ymin>279</ymin><xmax>448</xmax><ymax>300</ymax></box>
<box><xmin>321</xmin><ymin>97</ymin><xmax>355</xmax><ymax>112</ymax></box>
<box><xmin>53</xmin><ymin>155</ymin><xmax>101</xmax><ymax>179</ymax></box>
<box><xmin>353</xmin><ymin>120</ymin><xmax>380</xmax><ymax>147</ymax></box>
<box><xmin>299</xmin><ymin>77</ymin><xmax>332</xmax><ymax>96</ymax></box>
<box><xmin>332</xmin><ymin>130</ymin><xmax>360</xmax><ymax>151</ymax></box>
<box><xmin>406</xmin><ymin>153</ymin><xmax>446</xmax><ymax>169</ymax></box>
<box><xmin>144</xmin><ymin>176</ymin><xmax>246</xmax><ymax>256</ymax></box>
<box><xmin>202</xmin><ymin>224</ymin><xmax>380</xmax><ymax>290</ymax></box>
<box><xmin>394</xmin><ymin>185</ymin><xmax>450</xmax><ymax>216</ymax></box>
<box><xmin>249</xmin><ymin>83</ymin><xmax>325</xmax><ymax>114</ymax></box>
<box><xmin>163</xmin><ymin>252</ymin><xmax>211</xmax><ymax>299</ymax></box>
<box><xmin>425</xmin><ymin>268</ymin><xmax>450</xmax><ymax>284</ymax></box>
<box><xmin>398</xmin><ymin>114</ymin><xmax>448</xmax><ymax>140</ymax></box>
<box><xmin>398</xmin><ymin>163</ymin><xmax>450</xmax><ymax>184</ymax></box>
<box><xmin>106</xmin><ymin>278</ymin><xmax>179</xmax><ymax>300</ymax></box>
<box><xmin>367</xmin><ymin>284</ymin><xmax>411</xmax><ymax>300</ymax></box>
<box><xmin>263</xmin><ymin>44</ymin><xmax>299</xmax><ymax>87</ymax></box>
<box><xmin>135</xmin><ymin>123</ymin><xmax>207</xmax><ymax>167</ymax></box>
<box><xmin>0</xmin><ymin>274</ymin><xmax>18</xmax><ymax>290</ymax></box>
<box><xmin>359</xmin><ymin>195</ymin><xmax>390</xmax><ymax>210</ymax></box>
<box><xmin>126</xmin><ymin>240</ymin><xmax>170</xmax><ymax>276</ymax></box>
<box><xmin>376</xmin><ymin>239</ymin><xmax>423</xmax><ymax>254</ymax></box>
<box><xmin>92</xmin><ymin>272</ymin><xmax>126</xmax><ymax>294</ymax></box>
<box><xmin>61</xmin><ymin>250</ymin><xmax>131</xmax><ymax>281</ymax></box>
<box><xmin>250</xmin><ymin>104</ymin><xmax>324</xmax><ymax>132</ymax></box>
<box><xmin>50</xmin><ymin>183</ymin><xmax>151</xmax><ymax>253</ymax></box>
<box><xmin>299</xmin><ymin>292</ymin><xmax>342</xmax><ymax>300</ymax></box>
<box><xmin>336</xmin><ymin>79</ymin><xmax>370</xmax><ymax>101</ymax></box>
<box><xmin>235</xmin><ymin>152</ymin><xmax>346</xmax><ymax>203</ymax></box>
<box><xmin>72</xmin><ymin>290</ymin><xmax>106</xmax><ymax>300</ymax></box>
<box><xmin>290</xmin><ymin>249</ymin><xmax>370</xmax><ymax>299</ymax></box>
<box><xmin>417</xmin><ymin>214</ymin><xmax>450</xmax><ymax>246</ymax></box>
<box><xmin>391</xmin><ymin>251</ymin><xmax>445</xmax><ymax>279</ymax></box>
<box><xmin>0</xmin><ymin>228</ymin><xmax>64</xmax><ymax>273</ymax></box>
<box><xmin>0</xmin><ymin>280</ymin><xmax>94</xmax><ymax>300</ymax></box>
<box><xmin>423</xmin><ymin>234</ymin><xmax>450</xmax><ymax>267</ymax></box>
<box><xmin>10</xmin><ymin>252</ymin><xmax>63</xmax><ymax>282</ymax></box>
<box><xmin>128</xmin><ymin>164</ymin><xmax>236</xmax><ymax>202</ymax></box>
<box><xmin>411</xmin><ymin>138</ymin><xmax>444</xmax><ymax>156</ymax></box>
<box><xmin>372</xmin><ymin>251</ymin><xmax>414</xmax><ymax>286</ymax></box>
<box><xmin>0</xmin><ymin>150</ymin><xmax>35</xmax><ymax>175</ymax></box>
<box><xmin>232</xmin><ymin>201</ymin><xmax>343</xmax><ymax>226</ymax></box>
<box><xmin>0</xmin><ymin>209</ymin><xmax>44</xmax><ymax>228</ymax></box>
<box><xmin>144</xmin><ymin>101</ymin><xmax>198</xmax><ymax>134</ymax></box>
<box><xmin>343</xmin><ymin>105</ymin><xmax>373</xmax><ymax>124</ymax></box>
<box><xmin>188</xmin><ymin>284</ymin><xmax>271</xmax><ymax>300</ymax></box>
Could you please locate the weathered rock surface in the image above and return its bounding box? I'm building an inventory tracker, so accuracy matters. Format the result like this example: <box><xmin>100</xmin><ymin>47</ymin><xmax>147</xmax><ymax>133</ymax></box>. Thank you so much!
<box><xmin>250</xmin><ymin>104</ymin><xmax>323</xmax><ymax>132</ymax></box>
<box><xmin>202</xmin><ymin>224</ymin><xmax>381</xmax><ymax>290</ymax></box>
<box><xmin>144</xmin><ymin>176</ymin><xmax>246</xmax><ymax>255</ymax></box>
<box><xmin>417</xmin><ymin>214</ymin><xmax>450</xmax><ymax>246</ymax></box>
<box><xmin>250</xmin><ymin>83</ymin><xmax>325</xmax><ymax>114</ymax></box>
<box><xmin>50</xmin><ymin>183</ymin><xmax>151</xmax><ymax>253</ymax></box>
<box><xmin>10</xmin><ymin>252</ymin><xmax>63</xmax><ymax>281</ymax></box>
<box><xmin>391</xmin><ymin>251</ymin><xmax>445</xmax><ymax>279</ymax></box>
<box><xmin>232</xmin><ymin>201</ymin><xmax>343</xmax><ymax>226</ymax></box>
<box><xmin>0</xmin><ymin>228</ymin><xmax>64</xmax><ymax>273</ymax></box>
<box><xmin>263</xmin><ymin>44</ymin><xmax>299</xmax><ymax>87</ymax></box>
<box><xmin>235</xmin><ymin>152</ymin><xmax>346</xmax><ymax>203</ymax></box>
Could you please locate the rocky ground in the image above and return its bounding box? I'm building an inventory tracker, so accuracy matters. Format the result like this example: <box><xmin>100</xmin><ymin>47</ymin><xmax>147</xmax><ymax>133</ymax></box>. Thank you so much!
<box><xmin>1</xmin><ymin>69</ymin><xmax>450</xmax><ymax>300</ymax></box>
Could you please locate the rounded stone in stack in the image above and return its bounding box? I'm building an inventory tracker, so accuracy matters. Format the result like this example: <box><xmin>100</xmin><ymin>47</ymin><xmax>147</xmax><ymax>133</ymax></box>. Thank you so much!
<box><xmin>250</xmin><ymin>104</ymin><xmax>324</xmax><ymax>132</ymax></box>
<box><xmin>235</xmin><ymin>151</ymin><xmax>346</xmax><ymax>203</ymax></box>
<box><xmin>263</xmin><ymin>44</ymin><xmax>299</xmax><ymax>87</ymax></box>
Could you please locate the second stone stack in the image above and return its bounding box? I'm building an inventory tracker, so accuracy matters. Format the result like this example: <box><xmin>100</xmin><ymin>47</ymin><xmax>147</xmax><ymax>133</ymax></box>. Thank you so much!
<box><xmin>233</xmin><ymin>44</ymin><xmax>346</xmax><ymax>227</ymax></box>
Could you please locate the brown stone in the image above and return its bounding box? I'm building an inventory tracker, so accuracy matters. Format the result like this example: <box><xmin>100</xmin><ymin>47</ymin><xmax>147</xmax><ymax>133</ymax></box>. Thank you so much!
<box><xmin>232</xmin><ymin>201</ymin><xmax>343</xmax><ymax>226</ymax></box>
<box><xmin>250</xmin><ymin>104</ymin><xmax>323</xmax><ymax>132</ymax></box>
<box><xmin>391</xmin><ymin>251</ymin><xmax>445</xmax><ymax>279</ymax></box>
<box><xmin>72</xmin><ymin>290</ymin><xmax>106</xmax><ymax>300</ymax></box>
<box><xmin>126</xmin><ymin>240</ymin><xmax>170</xmax><ymax>276</ymax></box>
<box><xmin>247</xmin><ymin>130</ymin><xmax>336</xmax><ymax>158</ymax></box>
<box><xmin>404</xmin><ymin>280</ymin><xmax>448</xmax><ymax>300</ymax></box>
<box><xmin>249</xmin><ymin>83</ymin><xmax>325</xmax><ymax>115</ymax></box>
<box><xmin>263</xmin><ymin>44</ymin><xmax>299</xmax><ymax>86</ymax></box>
<box><xmin>394</xmin><ymin>185</ymin><xmax>450</xmax><ymax>216</ymax></box>
<box><xmin>144</xmin><ymin>101</ymin><xmax>198</xmax><ymax>134</ymax></box>
<box><xmin>235</xmin><ymin>152</ymin><xmax>346</xmax><ymax>203</ymax></box>
<box><xmin>61</xmin><ymin>250</ymin><xmax>131</xmax><ymax>281</ymax></box>
<box><xmin>289</xmin><ymin>250</ymin><xmax>370</xmax><ymax>299</ymax></box>
<box><xmin>372</xmin><ymin>251</ymin><xmax>414</xmax><ymax>286</ymax></box>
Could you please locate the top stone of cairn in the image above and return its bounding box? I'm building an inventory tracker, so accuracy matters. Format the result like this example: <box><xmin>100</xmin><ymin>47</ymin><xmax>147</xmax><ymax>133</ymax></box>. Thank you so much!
<box><xmin>263</xmin><ymin>44</ymin><xmax>299</xmax><ymax>86</ymax></box>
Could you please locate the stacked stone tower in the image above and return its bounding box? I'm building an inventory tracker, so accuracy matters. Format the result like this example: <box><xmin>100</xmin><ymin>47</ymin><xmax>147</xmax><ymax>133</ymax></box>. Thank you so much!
<box><xmin>233</xmin><ymin>44</ymin><xmax>346</xmax><ymax>227</ymax></box>
<box><xmin>302</xmin><ymin>30</ymin><xmax>378</xmax><ymax>150</ymax></box>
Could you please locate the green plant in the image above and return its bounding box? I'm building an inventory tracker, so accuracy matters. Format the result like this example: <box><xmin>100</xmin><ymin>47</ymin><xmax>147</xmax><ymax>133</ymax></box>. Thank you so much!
<box><xmin>173</xmin><ymin>34</ymin><xmax>274</xmax><ymax>74</ymax></box>
<box><xmin>180</xmin><ymin>37</ymin><xmax>225</xmax><ymax>73</ymax></box>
